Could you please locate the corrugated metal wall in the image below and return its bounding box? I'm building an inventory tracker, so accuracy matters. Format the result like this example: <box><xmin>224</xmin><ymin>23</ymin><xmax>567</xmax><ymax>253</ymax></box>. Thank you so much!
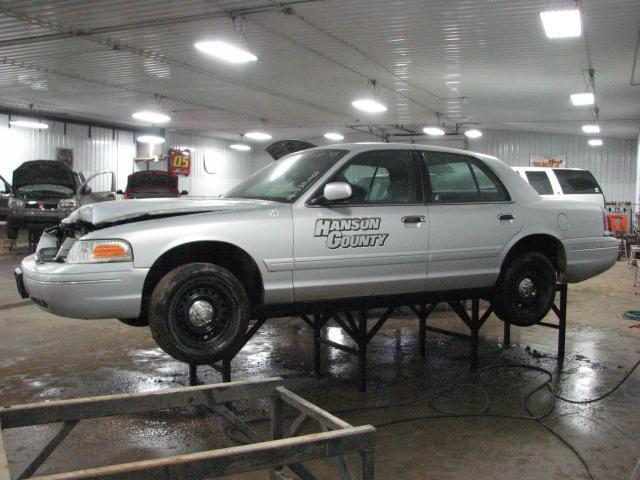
<box><xmin>165</xmin><ymin>131</ymin><xmax>259</xmax><ymax>198</ymax></box>
<box><xmin>468</xmin><ymin>129</ymin><xmax>637</xmax><ymax>203</ymax></box>
<box><xmin>2</xmin><ymin>117</ymin><xmax>637</xmax><ymax>204</ymax></box>
<box><xmin>0</xmin><ymin>114</ymin><xmax>260</xmax><ymax>197</ymax></box>
<box><xmin>0</xmin><ymin>113</ymin><xmax>135</xmax><ymax>192</ymax></box>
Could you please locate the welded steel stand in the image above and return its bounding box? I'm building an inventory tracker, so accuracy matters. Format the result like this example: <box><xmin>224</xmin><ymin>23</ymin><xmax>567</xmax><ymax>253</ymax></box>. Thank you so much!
<box><xmin>301</xmin><ymin>307</ymin><xmax>397</xmax><ymax>392</ymax></box>
<box><xmin>188</xmin><ymin>316</ymin><xmax>269</xmax><ymax>386</ymax></box>
<box><xmin>411</xmin><ymin>299</ymin><xmax>494</xmax><ymax>371</ymax></box>
<box><xmin>503</xmin><ymin>282</ymin><xmax>568</xmax><ymax>368</ymax></box>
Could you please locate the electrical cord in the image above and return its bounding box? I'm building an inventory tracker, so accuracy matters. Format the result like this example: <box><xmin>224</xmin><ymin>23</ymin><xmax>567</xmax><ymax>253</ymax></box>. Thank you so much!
<box><xmin>623</xmin><ymin>311</ymin><xmax>640</xmax><ymax>321</ymax></box>
<box><xmin>217</xmin><ymin>361</ymin><xmax>639</xmax><ymax>480</ymax></box>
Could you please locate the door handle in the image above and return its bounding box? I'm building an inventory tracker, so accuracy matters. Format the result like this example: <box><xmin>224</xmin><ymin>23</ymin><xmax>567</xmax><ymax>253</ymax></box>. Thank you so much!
<box><xmin>402</xmin><ymin>215</ymin><xmax>425</xmax><ymax>224</ymax></box>
<box><xmin>498</xmin><ymin>213</ymin><xmax>515</xmax><ymax>221</ymax></box>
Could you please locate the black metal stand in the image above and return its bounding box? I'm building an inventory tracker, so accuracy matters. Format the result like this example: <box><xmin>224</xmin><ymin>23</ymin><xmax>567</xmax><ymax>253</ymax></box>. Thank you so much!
<box><xmin>186</xmin><ymin>284</ymin><xmax>568</xmax><ymax>391</ymax></box>
<box><xmin>503</xmin><ymin>282</ymin><xmax>567</xmax><ymax>369</ymax></box>
<box><xmin>188</xmin><ymin>316</ymin><xmax>269</xmax><ymax>386</ymax></box>
<box><xmin>299</xmin><ymin>308</ymin><xmax>396</xmax><ymax>392</ymax></box>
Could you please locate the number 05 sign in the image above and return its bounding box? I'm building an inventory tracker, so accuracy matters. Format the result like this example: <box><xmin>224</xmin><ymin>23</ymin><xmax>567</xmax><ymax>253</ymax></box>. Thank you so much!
<box><xmin>169</xmin><ymin>148</ymin><xmax>191</xmax><ymax>176</ymax></box>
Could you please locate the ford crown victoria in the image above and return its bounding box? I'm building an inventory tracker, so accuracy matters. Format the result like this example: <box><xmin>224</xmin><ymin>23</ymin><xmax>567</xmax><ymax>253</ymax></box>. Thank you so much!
<box><xmin>15</xmin><ymin>143</ymin><xmax>617</xmax><ymax>364</ymax></box>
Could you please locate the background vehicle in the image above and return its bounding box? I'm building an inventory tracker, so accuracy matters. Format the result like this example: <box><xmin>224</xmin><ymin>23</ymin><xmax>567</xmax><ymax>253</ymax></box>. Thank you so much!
<box><xmin>7</xmin><ymin>160</ymin><xmax>116</xmax><ymax>239</ymax></box>
<box><xmin>17</xmin><ymin>144</ymin><xmax>617</xmax><ymax>364</ymax></box>
<box><xmin>117</xmin><ymin>170</ymin><xmax>187</xmax><ymax>199</ymax></box>
<box><xmin>0</xmin><ymin>174</ymin><xmax>11</xmax><ymax>221</ymax></box>
<box><xmin>513</xmin><ymin>167</ymin><xmax>605</xmax><ymax>208</ymax></box>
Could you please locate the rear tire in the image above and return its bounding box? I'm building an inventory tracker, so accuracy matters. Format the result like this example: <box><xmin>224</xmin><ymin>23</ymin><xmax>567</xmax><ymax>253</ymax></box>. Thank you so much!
<box><xmin>148</xmin><ymin>262</ymin><xmax>249</xmax><ymax>364</ymax></box>
<box><xmin>493</xmin><ymin>252</ymin><xmax>556</xmax><ymax>327</ymax></box>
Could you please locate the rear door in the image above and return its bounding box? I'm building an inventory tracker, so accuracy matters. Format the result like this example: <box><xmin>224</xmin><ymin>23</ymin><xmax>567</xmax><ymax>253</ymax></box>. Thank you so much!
<box><xmin>420</xmin><ymin>151</ymin><xmax>523</xmax><ymax>291</ymax></box>
<box><xmin>292</xmin><ymin>149</ymin><xmax>428</xmax><ymax>301</ymax></box>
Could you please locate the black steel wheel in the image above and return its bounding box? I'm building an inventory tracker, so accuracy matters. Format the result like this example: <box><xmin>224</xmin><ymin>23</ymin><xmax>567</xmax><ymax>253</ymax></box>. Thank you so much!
<box><xmin>148</xmin><ymin>263</ymin><xmax>249</xmax><ymax>364</ymax></box>
<box><xmin>492</xmin><ymin>252</ymin><xmax>556</xmax><ymax>327</ymax></box>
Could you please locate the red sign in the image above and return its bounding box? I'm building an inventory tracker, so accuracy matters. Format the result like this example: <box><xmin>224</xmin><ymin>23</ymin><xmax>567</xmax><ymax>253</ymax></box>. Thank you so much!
<box><xmin>169</xmin><ymin>149</ymin><xmax>191</xmax><ymax>176</ymax></box>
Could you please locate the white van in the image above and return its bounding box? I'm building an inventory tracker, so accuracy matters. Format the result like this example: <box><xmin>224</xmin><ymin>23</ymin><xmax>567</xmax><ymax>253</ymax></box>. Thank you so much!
<box><xmin>512</xmin><ymin>167</ymin><xmax>605</xmax><ymax>208</ymax></box>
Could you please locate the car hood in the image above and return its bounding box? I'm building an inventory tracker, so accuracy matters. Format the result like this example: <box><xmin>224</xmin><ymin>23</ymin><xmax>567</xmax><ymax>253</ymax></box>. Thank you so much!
<box><xmin>62</xmin><ymin>197</ymin><xmax>279</xmax><ymax>226</ymax></box>
<box><xmin>13</xmin><ymin>160</ymin><xmax>76</xmax><ymax>191</ymax></box>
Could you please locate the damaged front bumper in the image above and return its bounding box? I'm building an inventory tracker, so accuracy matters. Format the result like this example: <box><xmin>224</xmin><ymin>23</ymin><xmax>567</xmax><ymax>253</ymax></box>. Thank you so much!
<box><xmin>17</xmin><ymin>230</ymin><xmax>148</xmax><ymax>320</ymax></box>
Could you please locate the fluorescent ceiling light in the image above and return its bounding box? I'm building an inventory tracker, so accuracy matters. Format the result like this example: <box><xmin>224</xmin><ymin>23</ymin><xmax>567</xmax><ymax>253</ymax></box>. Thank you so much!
<box><xmin>588</xmin><ymin>138</ymin><xmax>603</xmax><ymax>147</ymax></box>
<box><xmin>244</xmin><ymin>131</ymin><xmax>272</xmax><ymax>141</ymax></box>
<box><xmin>540</xmin><ymin>9</ymin><xmax>581</xmax><ymax>39</ymax></box>
<box><xmin>582</xmin><ymin>124</ymin><xmax>600</xmax><ymax>134</ymax></box>
<box><xmin>570</xmin><ymin>92</ymin><xmax>595</xmax><ymax>106</ymax></box>
<box><xmin>351</xmin><ymin>98</ymin><xmax>387</xmax><ymax>113</ymax></box>
<box><xmin>137</xmin><ymin>135</ymin><xmax>165</xmax><ymax>144</ymax></box>
<box><xmin>423</xmin><ymin>127</ymin><xmax>445</xmax><ymax>136</ymax></box>
<box><xmin>132</xmin><ymin>110</ymin><xmax>171</xmax><ymax>123</ymax></box>
<box><xmin>230</xmin><ymin>143</ymin><xmax>251</xmax><ymax>151</ymax></box>
<box><xmin>10</xmin><ymin>120</ymin><xmax>48</xmax><ymax>129</ymax></box>
<box><xmin>464</xmin><ymin>129</ymin><xmax>482</xmax><ymax>139</ymax></box>
<box><xmin>194</xmin><ymin>41</ymin><xmax>257</xmax><ymax>64</ymax></box>
<box><xmin>324</xmin><ymin>132</ymin><xmax>344</xmax><ymax>141</ymax></box>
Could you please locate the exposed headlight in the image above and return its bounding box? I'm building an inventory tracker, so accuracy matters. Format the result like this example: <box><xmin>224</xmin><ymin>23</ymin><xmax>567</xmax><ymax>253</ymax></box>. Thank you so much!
<box><xmin>65</xmin><ymin>239</ymin><xmax>133</xmax><ymax>263</ymax></box>
<box><xmin>9</xmin><ymin>198</ymin><xmax>24</xmax><ymax>208</ymax></box>
<box><xmin>59</xmin><ymin>199</ymin><xmax>78</xmax><ymax>209</ymax></box>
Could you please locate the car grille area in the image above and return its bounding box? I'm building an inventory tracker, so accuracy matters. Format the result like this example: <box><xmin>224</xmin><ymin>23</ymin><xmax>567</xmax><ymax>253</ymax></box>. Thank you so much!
<box><xmin>25</xmin><ymin>202</ymin><xmax>59</xmax><ymax>210</ymax></box>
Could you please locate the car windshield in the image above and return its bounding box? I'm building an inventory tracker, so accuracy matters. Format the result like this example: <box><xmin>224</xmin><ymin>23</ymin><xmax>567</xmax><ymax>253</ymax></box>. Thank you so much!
<box><xmin>16</xmin><ymin>184</ymin><xmax>74</xmax><ymax>197</ymax></box>
<box><xmin>553</xmin><ymin>169</ymin><xmax>602</xmax><ymax>195</ymax></box>
<box><xmin>224</xmin><ymin>149</ymin><xmax>348</xmax><ymax>202</ymax></box>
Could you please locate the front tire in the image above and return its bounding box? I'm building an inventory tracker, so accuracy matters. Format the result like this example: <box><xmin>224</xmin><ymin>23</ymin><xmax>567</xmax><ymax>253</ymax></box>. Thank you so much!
<box><xmin>492</xmin><ymin>252</ymin><xmax>556</xmax><ymax>327</ymax></box>
<box><xmin>117</xmin><ymin>317</ymin><xmax>148</xmax><ymax>327</ymax></box>
<box><xmin>148</xmin><ymin>263</ymin><xmax>249</xmax><ymax>364</ymax></box>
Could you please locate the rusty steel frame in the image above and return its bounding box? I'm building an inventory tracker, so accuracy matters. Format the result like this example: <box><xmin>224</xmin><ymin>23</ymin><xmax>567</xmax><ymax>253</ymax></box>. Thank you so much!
<box><xmin>0</xmin><ymin>378</ymin><xmax>375</xmax><ymax>480</ymax></box>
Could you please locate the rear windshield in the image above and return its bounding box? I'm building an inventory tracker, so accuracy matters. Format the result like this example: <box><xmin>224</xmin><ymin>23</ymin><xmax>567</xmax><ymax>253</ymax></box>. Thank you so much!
<box><xmin>525</xmin><ymin>171</ymin><xmax>554</xmax><ymax>195</ymax></box>
<box><xmin>553</xmin><ymin>169</ymin><xmax>602</xmax><ymax>195</ymax></box>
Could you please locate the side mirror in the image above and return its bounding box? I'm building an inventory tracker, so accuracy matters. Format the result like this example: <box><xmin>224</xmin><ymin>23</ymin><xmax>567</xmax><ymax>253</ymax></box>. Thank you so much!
<box><xmin>180</xmin><ymin>190</ymin><xmax>188</xmax><ymax>196</ymax></box>
<box><xmin>81</xmin><ymin>185</ymin><xmax>92</xmax><ymax>195</ymax></box>
<box><xmin>116</xmin><ymin>189</ymin><xmax>124</xmax><ymax>195</ymax></box>
<box><xmin>323</xmin><ymin>182</ymin><xmax>352</xmax><ymax>202</ymax></box>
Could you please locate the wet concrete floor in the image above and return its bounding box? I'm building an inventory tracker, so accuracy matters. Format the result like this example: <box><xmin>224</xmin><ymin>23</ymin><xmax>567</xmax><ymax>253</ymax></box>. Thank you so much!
<box><xmin>1</xmin><ymin>253</ymin><xmax>639</xmax><ymax>479</ymax></box>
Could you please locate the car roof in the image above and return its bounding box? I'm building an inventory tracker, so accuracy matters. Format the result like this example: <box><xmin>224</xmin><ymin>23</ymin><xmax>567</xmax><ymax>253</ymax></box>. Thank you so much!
<box><xmin>512</xmin><ymin>166</ymin><xmax>587</xmax><ymax>171</ymax></box>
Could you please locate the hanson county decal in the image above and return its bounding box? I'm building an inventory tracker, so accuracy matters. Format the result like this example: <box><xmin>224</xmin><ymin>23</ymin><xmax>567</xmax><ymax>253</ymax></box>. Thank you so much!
<box><xmin>314</xmin><ymin>217</ymin><xmax>388</xmax><ymax>249</ymax></box>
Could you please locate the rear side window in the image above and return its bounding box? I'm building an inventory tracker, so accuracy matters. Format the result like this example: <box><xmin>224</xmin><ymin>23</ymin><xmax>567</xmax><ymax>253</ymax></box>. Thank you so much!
<box><xmin>422</xmin><ymin>152</ymin><xmax>509</xmax><ymax>203</ymax></box>
<box><xmin>525</xmin><ymin>171</ymin><xmax>554</xmax><ymax>195</ymax></box>
<box><xmin>553</xmin><ymin>169</ymin><xmax>602</xmax><ymax>194</ymax></box>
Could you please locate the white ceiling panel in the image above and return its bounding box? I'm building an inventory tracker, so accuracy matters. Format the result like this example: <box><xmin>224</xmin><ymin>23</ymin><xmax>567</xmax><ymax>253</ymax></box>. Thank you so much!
<box><xmin>0</xmin><ymin>0</ymin><xmax>637</xmax><ymax>140</ymax></box>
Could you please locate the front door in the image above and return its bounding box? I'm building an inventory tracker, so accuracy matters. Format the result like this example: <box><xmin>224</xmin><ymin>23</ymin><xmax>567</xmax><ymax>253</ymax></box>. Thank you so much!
<box><xmin>293</xmin><ymin>149</ymin><xmax>428</xmax><ymax>301</ymax></box>
<box><xmin>419</xmin><ymin>151</ymin><xmax>523</xmax><ymax>291</ymax></box>
<box><xmin>79</xmin><ymin>171</ymin><xmax>117</xmax><ymax>204</ymax></box>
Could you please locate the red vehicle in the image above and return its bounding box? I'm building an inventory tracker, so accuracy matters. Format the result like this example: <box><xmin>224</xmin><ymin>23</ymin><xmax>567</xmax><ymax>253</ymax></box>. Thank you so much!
<box><xmin>118</xmin><ymin>171</ymin><xmax>187</xmax><ymax>199</ymax></box>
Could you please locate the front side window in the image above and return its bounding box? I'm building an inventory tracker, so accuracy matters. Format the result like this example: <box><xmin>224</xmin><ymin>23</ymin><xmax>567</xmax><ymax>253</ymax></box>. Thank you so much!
<box><xmin>423</xmin><ymin>152</ymin><xmax>509</xmax><ymax>203</ymax></box>
<box><xmin>553</xmin><ymin>169</ymin><xmax>602</xmax><ymax>195</ymax></box>
<box><xmin>331</xmin><ymin>150</ymin><xmax>419</xmax><ymax>204</ymax></box>
<box><xmin>525</xmin><ymin>171</ymin><xmax>554</xmax><ymax>195</ymax></box>
<box><xmin>225</xmin><ymin>149</ymin><xmax>348</xmax><ymax>202</ymax></box>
